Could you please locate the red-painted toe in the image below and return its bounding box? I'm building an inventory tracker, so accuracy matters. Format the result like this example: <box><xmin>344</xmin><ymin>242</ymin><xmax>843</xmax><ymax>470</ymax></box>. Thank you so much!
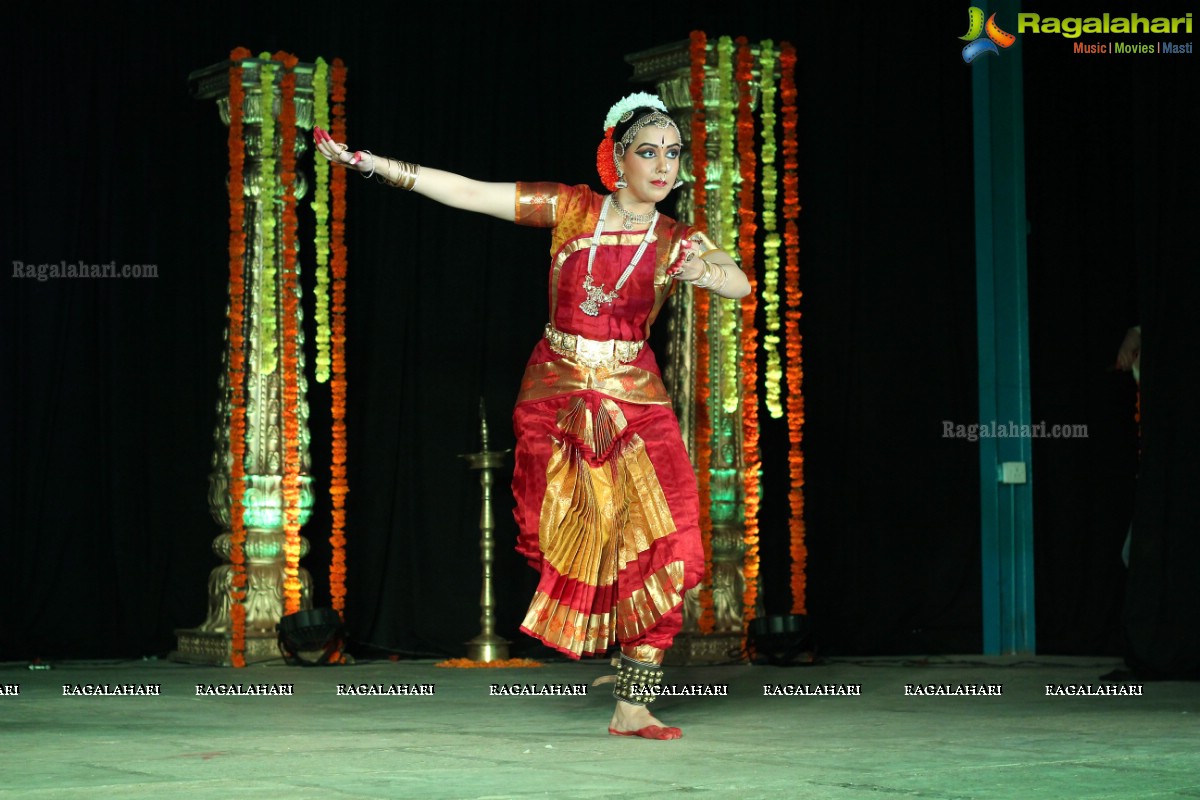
<box><xmin>608</xmin><ymin>725</ymin><xmax>682</xmax><ymax>740</ymax></box>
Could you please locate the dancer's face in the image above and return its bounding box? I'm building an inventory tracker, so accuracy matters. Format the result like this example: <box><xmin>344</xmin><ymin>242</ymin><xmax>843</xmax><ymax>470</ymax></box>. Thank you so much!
<box><xmin>619</xmin><ymin>124</ymin><xmax>682</xmax><ymax>208</ymax></box>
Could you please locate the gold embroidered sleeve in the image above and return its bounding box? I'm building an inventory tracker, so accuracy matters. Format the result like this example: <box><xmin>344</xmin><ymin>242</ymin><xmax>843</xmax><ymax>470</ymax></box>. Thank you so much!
<box><xmin>514</xmin><ymin>181</ymin><xmax>565</xmax><ymax>227</ymax></box>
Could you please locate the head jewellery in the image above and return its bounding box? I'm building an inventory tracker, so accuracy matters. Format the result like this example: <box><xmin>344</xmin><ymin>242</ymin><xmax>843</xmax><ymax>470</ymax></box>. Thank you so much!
<box><xmin>596</xmin><ymin>93</ymin><xmax>678</xmax><ymax>192</ymax></box>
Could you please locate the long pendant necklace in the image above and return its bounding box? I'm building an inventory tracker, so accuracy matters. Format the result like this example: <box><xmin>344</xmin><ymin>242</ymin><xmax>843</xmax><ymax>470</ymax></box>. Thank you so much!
<box><xmin>579</xmin><ymin>194</ymin><xmax>659</xmax><ymax>317</ymax></box>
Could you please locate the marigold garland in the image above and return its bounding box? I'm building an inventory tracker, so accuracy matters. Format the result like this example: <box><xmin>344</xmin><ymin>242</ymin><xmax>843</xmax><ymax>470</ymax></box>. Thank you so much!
<box><xmin>596</xmin><ymin>129</ymin><xmax>619</xmax><ymax>192</ymax></box>
<box><xmin>312</xmin><ymin>58</ymin><xmax>332</xmax><ymax>384</ymax></box>
<box><xmin>759</xmin><ymin>41</ymin><xmax>783</xmax><ymax>420</ymax></box>
<box><xmin>273</xmin><ymin>51</ymin><xmax>304</xmax><ymax>616</ymax></box>
<box><xmin>735</xmin><ymin>38</ymin><xmax>761</xmax><ymax>630</ymax></box>
<box><xmin>689</xmin><ymin>30</ymin><xmax>709</xmax><ymax>226</ymax></box>
<box><xmin>221</xmin><ymin>49</ymin><xmax>350</xmax><ymax>662</ymax></box>
<box><xmin>689</xmin><ymin>30</ymin><xmax>715</xmax><ymax>635</ymax></box>
<box><xmin>226</xmin><ymin>47</ymin><xmax>252</xmax><ymax>668</ymax></box>
<box><xmin>780</xmin><ymin>42</ymin><xmax>807</xmax><ymax>616</ymax></box>
<box><xmin>256</xmin><ymin>57</ymin><xmax>279</xmax><ymax>377</ymax></box>
<box><xmin>435</xmin><ymin>658</ymin><xmax>544</xmax><ymax>669</ymax></box>
<box><xmin>715</xmin><ymin>37</ymin><xmax>740</xmax><ymax>415</ymax></box>
<box><xmin>328</xmin><ymin>58</ymin><xmax>350</xmax><ymax>618</ymax></box>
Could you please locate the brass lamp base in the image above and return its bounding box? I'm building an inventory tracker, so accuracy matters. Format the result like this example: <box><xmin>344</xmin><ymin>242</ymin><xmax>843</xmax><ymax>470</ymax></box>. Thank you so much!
<box><xmin>465</xmin><ymin>634</ymin><xmax>511</xmax><ymax>663</ymax></box>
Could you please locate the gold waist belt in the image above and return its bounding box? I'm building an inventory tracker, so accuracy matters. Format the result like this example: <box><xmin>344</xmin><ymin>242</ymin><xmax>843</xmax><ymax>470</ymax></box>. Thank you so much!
<box><xmin>544</xmin><ymin>324</ymin><xmax>645</xmax><ymax>370</ymax></box>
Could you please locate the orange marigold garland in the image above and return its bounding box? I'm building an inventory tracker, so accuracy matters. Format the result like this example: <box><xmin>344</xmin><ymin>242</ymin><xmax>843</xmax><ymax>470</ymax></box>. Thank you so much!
<box><xmin>780</xmin><ymin>42</ymin><xmax>807</xmax><ymax>616</ymax></box>
<box><xmin>328</xmin><ymin>58</ymin><xmax>350</xmax><ymax>618</ymax></box>
<box><xmin>274</xmin><ymin>51</ymin><xmax>304</xmax><ymax>616</ymax></box>
<box><xmin>689</xmin><ymin>30</ymin><xmax>715</xmax><ymax>635</ymax></box>
<box><xmin>435</xmin><ymin>658</ymin><xmax>543</xmax><ymax>669</ymax></box>
<box><xmin>227</xmin><ymin>47</ymin><xmax>252</xmax><ymax>668</ymax></box>
<box><xmin>735</xmin><ymin>37</ymin><xmax>761</xmax><ymax>630</ymax></box>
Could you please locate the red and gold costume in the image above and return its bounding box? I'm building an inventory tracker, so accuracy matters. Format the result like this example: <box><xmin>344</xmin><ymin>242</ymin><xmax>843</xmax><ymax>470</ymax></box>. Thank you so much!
<box><xmin>511</xmin><ymin>182</ymin><xmax>707</xmax><ymax>660</ymax></box>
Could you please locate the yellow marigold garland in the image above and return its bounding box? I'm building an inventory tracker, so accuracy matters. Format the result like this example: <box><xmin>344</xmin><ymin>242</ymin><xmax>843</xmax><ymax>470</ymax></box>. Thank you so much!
<box><xmin>312</xmin><ymin>58</ymin><xmax>332</xmax><ymax>384</ymax></box>
<box><xmin>758</xmin><ymin>41</ymin><xmax>784</xmax><ymax>420</ymax></box>
<box><xmin>256</xmin><ymin>56</ymin><xmax>278</xmax><ymax>376</ymax></box>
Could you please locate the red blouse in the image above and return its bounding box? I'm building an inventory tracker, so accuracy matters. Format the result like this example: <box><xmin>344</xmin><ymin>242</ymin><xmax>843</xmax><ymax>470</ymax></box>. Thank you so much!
<box><xmin>515</xmin><ymin>182</ymin><xmax>694</xmax><ymax>343</ymax></box>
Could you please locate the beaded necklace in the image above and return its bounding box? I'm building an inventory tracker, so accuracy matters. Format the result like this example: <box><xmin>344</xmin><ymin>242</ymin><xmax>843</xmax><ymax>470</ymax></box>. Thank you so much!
<box><xmin>578</xmin><ymin>194</ymin><xmax>659</xmax><ymax>317</ymax></box>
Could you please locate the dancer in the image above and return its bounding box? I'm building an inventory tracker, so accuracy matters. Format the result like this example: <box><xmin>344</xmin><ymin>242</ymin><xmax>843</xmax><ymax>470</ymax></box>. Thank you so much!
<box><xmin>315</xmin><ymin>92</ymin><xmax>748</xmax><ymax>739</ymax></box>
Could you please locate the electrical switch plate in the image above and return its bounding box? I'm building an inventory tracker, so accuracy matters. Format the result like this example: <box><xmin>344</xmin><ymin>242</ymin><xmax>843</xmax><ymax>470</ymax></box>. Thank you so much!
<box><xmin>999</xmin><ymin>462</ymin><xmax>1027</xmax><ymax>484</ymax></box>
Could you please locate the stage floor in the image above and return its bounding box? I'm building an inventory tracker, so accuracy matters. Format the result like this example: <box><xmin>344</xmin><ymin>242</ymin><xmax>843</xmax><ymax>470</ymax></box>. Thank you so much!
<box><xmin>1</xmin><ymin>655</ymin><xmax>1196</xmax><ymax>799</ymax></box>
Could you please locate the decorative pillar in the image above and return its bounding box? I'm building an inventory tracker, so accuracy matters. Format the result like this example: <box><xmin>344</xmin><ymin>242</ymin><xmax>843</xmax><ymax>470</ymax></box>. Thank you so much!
<box><xmin>174</xmin><ymin>56</ymin><xmax>318</xmax><ymax>665</ymax></box>
<box><xmin>626</xmin><ymin>41</ymin><xmax>758</xmax><ymax>664</ymax></box>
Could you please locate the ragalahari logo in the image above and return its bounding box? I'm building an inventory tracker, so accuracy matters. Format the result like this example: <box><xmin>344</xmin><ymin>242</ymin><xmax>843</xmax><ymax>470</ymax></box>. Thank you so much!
<box><xmin>960</xmin><ymin>7</ymin><xmax>1017</xmax><ymax>62</ymax></box>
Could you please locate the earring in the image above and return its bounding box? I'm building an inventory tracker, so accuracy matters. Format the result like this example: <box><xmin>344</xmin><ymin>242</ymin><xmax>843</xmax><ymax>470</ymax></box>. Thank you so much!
<box><xmin>673</xmin><ymin>179</ymin><xmax>684</xmax><ymax>189</ymax></box>
<box><xmin>616</xmin><ymin>169</ymin><xmax>628</xmax><ymax>189</ymax></box>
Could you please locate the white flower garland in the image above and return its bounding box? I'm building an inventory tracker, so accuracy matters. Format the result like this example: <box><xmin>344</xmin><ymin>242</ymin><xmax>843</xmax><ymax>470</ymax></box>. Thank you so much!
<box><xmin>603</xmin><ymin>92</ymin><xmax>667</xmax><ymax>131</ymax></box>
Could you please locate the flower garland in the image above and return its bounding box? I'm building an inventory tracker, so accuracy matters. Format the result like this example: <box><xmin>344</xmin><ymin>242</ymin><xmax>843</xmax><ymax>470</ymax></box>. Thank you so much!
<box><xmin>716</xmin><ymin>37</ymin><xmax>740</xmax><ymax>415</ymax></box>
<box><xmin>735</xmin><ymin>38</ymin><xmax>761</xmax><ymax>629</ymax></box>
<box><xmin>689</xmin><ymin>30</ymin><xmax>715</xmax><ymax>635</ymax></box>
<box><xmin>312</xmin><ymin>58</ymin><xmax>332</xmax><ymax>384</ymax></box>
<box><xmin>603</xmin><ymin>92</ymin><xmax>666</xmax><ymax>129</ymax></box>
<box><xmin>759</xmin><ymin>41</ymin><xmax>783</xmax><ymax>420</ymax></box>
<box><xmin>227</xmin><ymin>47</ymin><xmax>252</xmax><ymax>668</ymax></box>
<box><xmin>256</xmin><ymin>56</ymin><xmax>278</xmax><ymax>376</ymax></box>
<box><xmin>274</xmin><ymin>50</ymin><xmax>303</xmax><ymax>616</ymax></box>
<box><xmin>780</xmin><ymin>42</ymin><xmax>807</xmax><ymax>616</ymax></box>
<box><xmin>435</xmin><ymin>658</ymin><xmax>543</xmax><ymax>669</ymax></box>
<box><xmin>596</xmin><ymin>132</ymin><xmax>619</xmax><ymax>193</ymax></box>
<box><xmin>689</xmin><ymin>31</ymin><xmax>709</xmax><ymax>229</ymax></box>
<box><xmin>328</xmin><ymin>58</ymin><xmax>350</xmax><ymax>619</ymax></box>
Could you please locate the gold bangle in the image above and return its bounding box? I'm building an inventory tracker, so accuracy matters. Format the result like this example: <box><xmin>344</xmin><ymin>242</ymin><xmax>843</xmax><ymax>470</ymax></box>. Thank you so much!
<box><xmin>689</xmin><ymin>259</ymin><xmax>729</xmax><ymax>293</ymax></box>
<box><xmin>381</xmin><ymin>158</ymin><xmax>421</xmax><ymax>191</ymax></box>
<box><xmin>689</xmin><ymin>259</ymin><xmax>718</xmax><ymax>289</ymax></box>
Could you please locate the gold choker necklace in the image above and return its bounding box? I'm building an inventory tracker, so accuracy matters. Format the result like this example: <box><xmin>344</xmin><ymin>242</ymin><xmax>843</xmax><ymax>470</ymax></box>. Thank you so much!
<box><xmin>610</xmin><ymin>193</ymin><xmax>656</xmax><ymax>231</ymax></box>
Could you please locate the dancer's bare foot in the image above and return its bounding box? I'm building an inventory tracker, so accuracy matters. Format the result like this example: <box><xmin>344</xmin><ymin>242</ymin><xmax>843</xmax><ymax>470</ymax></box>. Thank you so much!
<box><xmin>608</xmin><ymin>699</ymin><xmax>682</xmax><ymax>740</ymax></box>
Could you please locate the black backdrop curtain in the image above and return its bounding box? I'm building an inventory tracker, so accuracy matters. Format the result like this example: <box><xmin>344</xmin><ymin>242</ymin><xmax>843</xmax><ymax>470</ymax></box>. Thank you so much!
<box><xmin>1023</xmin><ymin>6</ymin><xmax>1199</xmax><ymax>663</ymax></box>
<box><xmin>1</xmin><ymin>2</ymin><xmax>1190</xmax><ymax>663</ymax></box>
